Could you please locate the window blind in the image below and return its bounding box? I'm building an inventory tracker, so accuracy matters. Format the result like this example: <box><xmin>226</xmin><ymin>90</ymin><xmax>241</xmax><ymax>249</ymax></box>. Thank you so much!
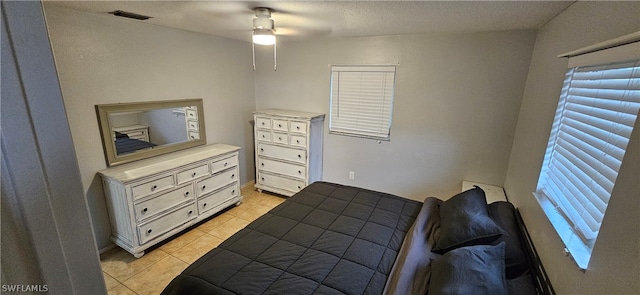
<box><xmin>329</xmin><ymin>65</ymin><xmax>396</xmax><ymax>140</ymax></box>
<box><xmin>537</xmin><ymin>59</ymin><xmax>640</xmax><ymax>242</ymax></box>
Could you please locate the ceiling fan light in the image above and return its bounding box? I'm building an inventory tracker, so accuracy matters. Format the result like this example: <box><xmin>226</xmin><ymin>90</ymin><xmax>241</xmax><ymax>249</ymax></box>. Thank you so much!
<box><xmin>253</xmin><ymin>29</ymin><xmax>276</xmax><ymax>45</ymax></box>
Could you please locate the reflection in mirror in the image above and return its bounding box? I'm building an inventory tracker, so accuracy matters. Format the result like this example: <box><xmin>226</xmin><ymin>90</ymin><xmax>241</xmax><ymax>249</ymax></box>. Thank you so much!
<box><xmin>96</xmin><ymin>99</ymin><xmax>206</xmax><ymax>166</ymax></box>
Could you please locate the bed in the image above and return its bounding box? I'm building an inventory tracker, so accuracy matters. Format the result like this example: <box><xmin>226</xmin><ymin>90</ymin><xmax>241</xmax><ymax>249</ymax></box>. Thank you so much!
<box><xmin>161</xmin><ymin>181</ymin><xmax>553</xmax><ymax>295</ymax></box>
<box><xmin>114</xmin><ymin>131</ymin><xmax>156</xmax><ymax>155</ymax></box>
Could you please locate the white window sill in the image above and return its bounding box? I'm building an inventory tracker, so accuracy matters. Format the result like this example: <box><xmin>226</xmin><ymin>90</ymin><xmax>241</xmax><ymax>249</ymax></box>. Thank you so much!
<box><xmin>534</xmin><ymin>192</ymin><xmax>590</xmax><ymax>270</ymax></box>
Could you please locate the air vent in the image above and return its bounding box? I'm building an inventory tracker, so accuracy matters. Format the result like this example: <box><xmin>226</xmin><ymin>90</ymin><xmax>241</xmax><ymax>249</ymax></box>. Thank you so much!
<box><xmin>109</xmin><ymin>10</ymin><xmax>152</xmax><ymax>21</ymax></box>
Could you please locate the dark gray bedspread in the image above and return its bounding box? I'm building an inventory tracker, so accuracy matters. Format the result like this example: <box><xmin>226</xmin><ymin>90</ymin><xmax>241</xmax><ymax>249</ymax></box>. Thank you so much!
<box><xmin>161</xmin><ymin>181</ymin><xmax>422</xmax><ymax>295</ymax></box>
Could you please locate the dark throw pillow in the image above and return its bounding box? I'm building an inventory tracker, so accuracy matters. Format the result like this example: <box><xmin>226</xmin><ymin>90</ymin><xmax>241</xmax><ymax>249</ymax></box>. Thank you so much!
<box><xmin>429</xmin><ymin>242</ymin><xmax>509</xmax><ymax>295</ymax></box>
<box><xmin>433</xmin><ymin>186</ymin><xmax>503</xmax><ymax>254</ymax></box>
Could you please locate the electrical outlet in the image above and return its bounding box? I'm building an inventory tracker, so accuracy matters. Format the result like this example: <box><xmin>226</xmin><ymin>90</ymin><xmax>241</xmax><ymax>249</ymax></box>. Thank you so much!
<box><xmin>349</xmin><ymin>171</ymin><xmax>355</xmax><ymax>180</ymax></box>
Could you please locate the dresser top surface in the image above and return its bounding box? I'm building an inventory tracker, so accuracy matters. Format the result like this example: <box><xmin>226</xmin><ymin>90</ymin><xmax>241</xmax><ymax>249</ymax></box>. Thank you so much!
<box><xmin>99</xmin><ymin>143</ymin><xmax>240</xmax><ymax>181</ymax></box>
<box><xmin>112</xmin><ymin>124</ymin><xmax>148</xmax><ymax>131</ymax></box>
<box><xmin>254</xmin><ymin>109</ymin><xmax>325</xmax><ymax>120</ymax></box>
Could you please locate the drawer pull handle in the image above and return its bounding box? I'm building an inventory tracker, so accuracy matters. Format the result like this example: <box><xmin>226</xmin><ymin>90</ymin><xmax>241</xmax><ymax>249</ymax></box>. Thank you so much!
<box><xmin>298</xmin><ymin>154</ymin><xmax>302</xmax><ymax>158</ymax></box>
<box><xmin>192</xmin><ymin>172</ymin><xmax>197</xmax><ymax>177</ymax></box>
<box><xmin>296</xmin><ymin>126</ymin><xmax>300</xmax><ymax>130</ymax></box>
<box><xmin>297</xmin><ymin>186</ymin><xmax>302</xmax><ymax>189</ymax></box>
<box><xmin>224</xmin><ymin>162</ymin><xmax>228</xmax><ymax>167</ymax></box>
<box><xmin>201</xmin><ymin>185</ymin><xmax>206</xmax><ymax>190</ymax></box>
<box><xmin>262</xmin><ymin>135</ymin><xmax>266</xmax><ymax>138</ymax></box>
<box><xmin>203</xmin><ymin>203</ymin><xmax>207</xmax><ymax>208</ymax></box>
<box><xmin>279</xmin><ymin>137</ymin><xmax>282</xmax><ymax>140</ymax></box>
<box><xmin>297</xmin><ymin>140</ymin><xmax>300</xmax><ymax>143</ymax></box>
<box><xmin>231</xmin><ymin>174</ymin><xmax>235</xmax><ymax>179</ymax></box>
<box><xmin>261</xmin><ymin>163</ymin><xmax>264</xmax><ymax>166</ymax></box>
<box><xmin>151</xmin><ymin>185</ymin><xmax>157</xmax><ymax>191</ymax></box>
<box><xmin>298</xmin><ymin>170</ymin><xmax>302</xmax><ymax>174</ymax></box>
<box><xmin>232</xmin><ymin>189</ymin><xmax>236</xmax><ymax>194</ymax></box>
<box><xmin>261</xmin><ymin>177</ymin><xmax>265</xmax><ymax>181</ymax></box>
<box><xmin>260</xmin><ymin>148</ymin><xmax>264</xmax><ymax>152</ymax></box>
<box><xmin>188</xmin><ymin>210</ymin><xmax>193</xmax><ymax>215</ymax></box>
<box><xmin>142</xmin><ymin>208</ymin><xmax>148</xmax><ymax>214</ymax></box>
<box><xmin>261</xmin><ymin>122</ymin><xmax>265</xmax><ymax>125</ymax></box>
<box><xmin>184</xmin><ymin>191</ymin><xmax>190</xmax><ymax>197</ymax></box>
<box><xmin>278</xmin><ymin>124</ymin><xmax>282</xmax><ymax>127</ymax></box>
<box><xmin>147</xmin><ymin>229</ymin><xmax>152</xmax><ymax>235</ymax></box>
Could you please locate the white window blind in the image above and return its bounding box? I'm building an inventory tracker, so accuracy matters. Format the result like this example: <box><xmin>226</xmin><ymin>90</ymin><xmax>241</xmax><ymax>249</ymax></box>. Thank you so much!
<box><xmin>329</xmin><ymin>65</ymin><xmax>396</xmax><ymax>140</ymax></box>
<box><xmin>536</xmin><ymin>58</ymin><xmax>640</xmax><ymax>245</ymax></box>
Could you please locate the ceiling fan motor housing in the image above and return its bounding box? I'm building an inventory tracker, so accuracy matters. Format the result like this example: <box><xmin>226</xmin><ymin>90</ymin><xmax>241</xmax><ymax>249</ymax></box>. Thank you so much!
<box><xmin>253</xmin><ymin>8</ymin><xmax>274</xmax><ymax>30</ymax></box>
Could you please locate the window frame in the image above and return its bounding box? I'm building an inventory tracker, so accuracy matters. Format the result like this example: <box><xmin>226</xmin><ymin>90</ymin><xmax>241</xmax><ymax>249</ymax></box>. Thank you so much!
<box><xmin>535</xmin><ymin>43</ymin><xmax>639</xmax><ymax>270</ymax></box>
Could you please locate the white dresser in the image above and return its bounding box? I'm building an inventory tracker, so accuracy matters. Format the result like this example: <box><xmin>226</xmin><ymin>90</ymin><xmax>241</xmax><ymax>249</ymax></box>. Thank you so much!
<box><xmin>112</xmin><ymin>124</ymin><xmax>149</xmax><ymax>141</ymax></box>
<box><xmin>254</xmin><ymin>109</ymin><xmax>324</xmax><ymax>197</ymax></box>
<box><xmin>98</xmin><ymin>144</ymin><xmax>242</xmax><ymax>257</ymax></box>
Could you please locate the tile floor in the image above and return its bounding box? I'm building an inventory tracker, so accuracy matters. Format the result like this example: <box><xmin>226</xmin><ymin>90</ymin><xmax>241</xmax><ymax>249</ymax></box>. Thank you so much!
<box><xmin>100</xmin><ymin>184</ymin><xmax>286</xmax><ymax>295</ymax></box>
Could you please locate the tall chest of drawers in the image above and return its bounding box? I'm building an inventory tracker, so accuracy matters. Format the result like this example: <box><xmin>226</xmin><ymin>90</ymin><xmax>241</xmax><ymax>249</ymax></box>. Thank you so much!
<box><xmin>253</xmin><ymin>109</ymin><xmax>324</xmax><ymax>196</ymax></box>
<box><xmin>98</xmin><ymin>144</ymin><xmax>242</xmax><ymax>258</ymax></box>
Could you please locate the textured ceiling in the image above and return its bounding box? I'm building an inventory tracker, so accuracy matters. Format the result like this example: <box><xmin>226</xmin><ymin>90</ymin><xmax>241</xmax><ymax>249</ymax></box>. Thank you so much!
<box><xmin>45</xmin><ymin>1</ymin><xmax>575</xmax><ymax>42</ymax></box>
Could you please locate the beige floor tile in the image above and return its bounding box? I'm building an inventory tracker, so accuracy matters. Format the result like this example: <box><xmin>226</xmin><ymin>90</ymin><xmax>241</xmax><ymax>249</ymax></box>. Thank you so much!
<box><xmin>101</xmin><ymin>247</ymin><xmax>168</xmax><ymax>282</ymax></box>
<box><xmin>170</xmin><ymin>234</ymin><xmax>224</xmax><ymax>264</ymax></box>
<box><xmin>103</xmin><ymin>272</ymin><xmax>120</xmax><ymax>291</ymax></box>
<box><xmin>107</xmin><ymin>284</ymin><xmax>138</xmax><ymax>295</ymax></box>
<box><xmin>207</xmin><ymin>216</ymin><xmax>251</xmax><ymax>240</ymax></box>
<box><xmin>228</xmin><ymin>202</ymin><xmax>272</xmax><ymax>222</ymax></box>
<box><xmin>122</xmin><ymin>255</ymin><xmax>188</xmax><ymax>295</ymax></box>
<box><xmin>196</xmin><ymin>211</ymin><xmax>235</xmax><ymax>233</ymax></box>
<box><xmin>239</xmin><ymin>190</ymin><xmax>261</xmax><ymax>205</ymax></box>
<box><xmin>158</xmin><ymin>228</ymin><xmax>206</xmax><ymax>254</ymax></box>
<box><xmin>256</xmin><ymin>194</ymin><xmax>287</xmax><ymax>208</ymax></box>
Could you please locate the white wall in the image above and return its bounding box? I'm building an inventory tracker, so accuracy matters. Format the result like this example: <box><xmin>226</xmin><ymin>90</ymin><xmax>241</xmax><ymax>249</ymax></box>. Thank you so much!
<box><xmin>43</xmin><ymin>4</ymin><xmax>257</xmax><ymax>251</ymax></box>
<box><xmin>2</xmin><ymin>1</ymin><xmax>105</xmax><ymax>293</ymax></box>
<box><xmin>255</xmin><ymin>30</ymin><xmax>536</xmax><ymax>201</ymax></box>
<box><xmin>504</xmin><ymin>2</ymin><xmax>640</xmax><ymax>294</ymax></box>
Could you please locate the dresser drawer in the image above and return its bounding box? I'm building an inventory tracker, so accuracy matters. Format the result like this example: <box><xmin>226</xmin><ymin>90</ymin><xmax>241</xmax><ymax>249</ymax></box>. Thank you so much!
<box><xmin>187</xmin><ymin>119</ymin><xmax>199</xmax><ymax>131</ymax></box>
<box><xmin>138</xmin><ymin>203</ymin><xmax>196</xmax><ymax>245</ymax></box>
<box><xmin>176</xmin><ymin>163</ymin><xmax>209</xmax><ymax>185</ymax></box>
<box><xmin>188</xmin><ymin>131</ymin><xmax>200</xmax><ymax>140</ymax></box>
<box><xmin>272</xmin><ymin>119</ymin><xmax>288</xmax><ymax>132</ymax></box>
<box><xmin>131</xmin><ymin>174</ymin><xmax>175</xmax><ymax>200</ymax></box>
<box><xmin>134</xmin><ymin>185</ymin><xmax>194</xmax><ymax>221</ymax></box>
<box><xmin>127</xmin><ymin>130</ymin><xmax>148</xmax><ymax>140</ymax></box>
<box><xmin>256</xmin><ymin>130</ymin><xmax>271</xmax><ymax>142</ymax></box>
<box><xmin>256</xmin><ymin>117</ymin><xmax>271</xmax><ymax>129</ymax></box>
<box><xmin>186</xmin><ymin>109</ymin><xmax>198</xmax><ymax>120</ymax></box>
<box><xmin>258</xmin><ymin>172</ymin><xmax>305</xmax><ymax>194</ymax></box>
<box><xmin>211</xmin><ymin>155</ymin><xmax>238</xmax><ymax>174</ymax></box>
<box><xmin>257</xmin><ymin>143</ymin><xmax>307</xmax><ymax>164</ymax></box>
<box><xmin>196</xmin><ymin>168</ymin><xmax>238</xmax><ymax>197</ymax></box>
<box><xmin>198</xmin><ymin>184</ymin><xmax>239</xmax><ymax>215</ymax></box>
<box><xmin>272</xmin><ymin>132</ymin><xmax>288</xmax><ymax>145</ymax></box>
<box><xmin>258</xmin><ymin>158</ymin><xmax>306</xmax><ymax>179</ymax></box>
<box><xmin>290</xmin><ymin>121</ymin><xmax>307</xmax><ymax>134</ymax></box>
<box><xmin>290</xmin><ymin>135</ymin><xmax>307</xmax><ymax>148</ymax></box>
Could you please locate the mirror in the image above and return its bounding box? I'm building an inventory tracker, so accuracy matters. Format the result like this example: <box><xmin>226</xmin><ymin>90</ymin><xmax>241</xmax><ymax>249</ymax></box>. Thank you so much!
<box><xmin>96</xmin><ymin>98</ymin><xmax>206</xmax><ymax>166</ymax></box>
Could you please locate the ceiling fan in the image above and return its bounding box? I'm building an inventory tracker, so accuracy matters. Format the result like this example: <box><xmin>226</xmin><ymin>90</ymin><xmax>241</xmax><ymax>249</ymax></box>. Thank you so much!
<box><xmin>251</xmin><ymin>7</ymin><xmax>276</xmax><ymax>71</ymax></box>
<box><xmin>247</xmin><ymin>6</ymin><xmax>331</xmax><ymax>71</ymax></box>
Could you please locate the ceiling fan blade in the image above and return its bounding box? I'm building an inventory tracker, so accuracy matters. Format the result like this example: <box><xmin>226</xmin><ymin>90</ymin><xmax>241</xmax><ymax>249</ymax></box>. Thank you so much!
<box><xmin>276</xmin><ymin>26</ymin><xmax>332</xmax><ymax>38</ymax></box>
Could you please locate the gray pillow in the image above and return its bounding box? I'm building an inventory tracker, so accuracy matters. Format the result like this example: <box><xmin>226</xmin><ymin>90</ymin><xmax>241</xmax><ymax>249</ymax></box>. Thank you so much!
<box><xmin>429</xmin><ymin>242</ymin><xmax>508</xmax><ymax>295</ymax></box>
<box><xmin>433</xmin><ymin>186</ymin><xmax>503</xmax><ymax>254</ymax></box>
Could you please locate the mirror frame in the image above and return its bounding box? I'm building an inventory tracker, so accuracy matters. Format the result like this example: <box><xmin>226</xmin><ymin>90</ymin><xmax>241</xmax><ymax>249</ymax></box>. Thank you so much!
<box><xmin>96</xmin><ymin>98</ymin><xmax>206</xmax><ymax>166</ymax></box>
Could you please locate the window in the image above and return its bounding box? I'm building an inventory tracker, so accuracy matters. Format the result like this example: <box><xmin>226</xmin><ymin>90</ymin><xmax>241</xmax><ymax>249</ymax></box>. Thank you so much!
<box><xmin>535</xmin><ymin>55</ymin><xmax>640</xmax><ymax>269</ymax></box>
<box><xmin>329</xmin><ymin>65</ymin><xmax>396</xmax><ymax>140</ymax></box>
